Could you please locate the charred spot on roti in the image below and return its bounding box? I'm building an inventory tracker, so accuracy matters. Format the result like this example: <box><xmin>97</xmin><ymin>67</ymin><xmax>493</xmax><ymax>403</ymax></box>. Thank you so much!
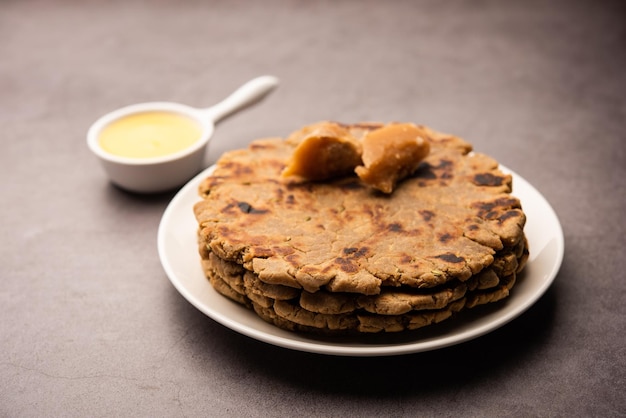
<box><xmin>435</xmin><ymin>253</ymin><xmax>465</xmax><ymax>263</ymax></box>
<box><xmin>236</xmin><ymin>201</ymin><xmax>269</xmax><ymax>215</ymax></box>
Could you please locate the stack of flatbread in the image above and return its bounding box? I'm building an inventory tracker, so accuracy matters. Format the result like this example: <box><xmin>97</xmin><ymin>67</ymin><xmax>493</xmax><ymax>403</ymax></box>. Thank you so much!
<box><xmin>193</xmin><ymin>122</ymin><xmax>528</xmax><ymax>334</ymax></box>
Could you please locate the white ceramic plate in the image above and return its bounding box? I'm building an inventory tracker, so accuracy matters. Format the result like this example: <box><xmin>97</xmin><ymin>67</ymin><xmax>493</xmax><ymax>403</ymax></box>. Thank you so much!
<box><xmin>158</xmin><ymin>165</ymin><xmax>564</xmax><ymax>356</ymax></box>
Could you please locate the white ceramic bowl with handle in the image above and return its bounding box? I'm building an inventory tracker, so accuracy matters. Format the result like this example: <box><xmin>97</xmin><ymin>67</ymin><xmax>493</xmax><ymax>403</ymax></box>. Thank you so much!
<box><xmin>87</xmin><ymin>75</ymin><xmax>279</xmax><ymax>193</ymax></box>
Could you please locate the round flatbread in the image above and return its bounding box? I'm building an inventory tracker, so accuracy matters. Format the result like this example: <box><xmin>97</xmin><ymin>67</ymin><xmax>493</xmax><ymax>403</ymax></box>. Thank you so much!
<box><xmin>193</xmin><ymin>122</ymin><xmax>529</xmax><ymax>334</ymax></box>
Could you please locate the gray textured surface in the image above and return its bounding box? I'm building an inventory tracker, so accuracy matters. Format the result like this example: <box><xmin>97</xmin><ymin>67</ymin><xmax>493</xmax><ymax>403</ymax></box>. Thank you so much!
<box><xmin>2</xmin><ymin>0</ymin><xmax>625</xmax><ymax>416</ymax></box>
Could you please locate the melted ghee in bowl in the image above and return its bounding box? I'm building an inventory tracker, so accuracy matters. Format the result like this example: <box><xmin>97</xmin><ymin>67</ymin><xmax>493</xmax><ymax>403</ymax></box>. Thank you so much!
<box><xmin>98</xmin><ymin>111</ymin><xmax>203</xmax><ymax>159</ymax></box>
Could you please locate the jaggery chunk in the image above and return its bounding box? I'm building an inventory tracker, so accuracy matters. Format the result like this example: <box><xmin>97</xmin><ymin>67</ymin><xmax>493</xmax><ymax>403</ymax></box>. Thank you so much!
<box><xmin>282</xmin><ymin>121</ymin><xmax>431</xmax><ymax>193</ymax></box>
<box><xmin>281</xmin><ymin>122</ymin><xmax>362</xmax><ymax>181</ymax></box>
<box><xmin>355</xmin><ymin>123</ymin><xmax>431</xmax><ymax>193</ymax></box>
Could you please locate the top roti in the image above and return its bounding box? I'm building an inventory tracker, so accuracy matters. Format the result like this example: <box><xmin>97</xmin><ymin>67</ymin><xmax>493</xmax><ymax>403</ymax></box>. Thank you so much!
<box><xmin>194</xmin><ymin>123</ymin><xmax>526</xmax><ymax>296</ymax></box>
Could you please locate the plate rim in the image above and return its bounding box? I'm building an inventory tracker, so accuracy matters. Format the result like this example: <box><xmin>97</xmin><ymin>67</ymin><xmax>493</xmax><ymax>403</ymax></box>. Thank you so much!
<box><xmin>157</xmin><ymin>164</ymin><xmax>564</xmax><ymax>356</ymax></box>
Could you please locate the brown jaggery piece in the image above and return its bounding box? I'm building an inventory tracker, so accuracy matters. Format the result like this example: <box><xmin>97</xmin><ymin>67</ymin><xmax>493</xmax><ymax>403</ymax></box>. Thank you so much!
<box><xmin>282</xmin><ymin>121</ymin><xmax>431</xmax><ymax>193</ymax></box>
<box><xmin>281</xmin><ymin>122</ymin><xmax>362</xmax><ymax>181</ymax></box>
<box><xmin>355</xmin><ymin>123</ymin><xmax>431</xmax><ymax>193</ymax></box>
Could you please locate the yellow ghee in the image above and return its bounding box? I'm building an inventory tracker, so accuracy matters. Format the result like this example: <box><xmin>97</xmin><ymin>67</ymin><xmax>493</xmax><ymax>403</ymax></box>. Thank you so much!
<box><xmin>98</xmin><ymin>111</ymin><xmax>203</xmax><ymax>158</ymax></box>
